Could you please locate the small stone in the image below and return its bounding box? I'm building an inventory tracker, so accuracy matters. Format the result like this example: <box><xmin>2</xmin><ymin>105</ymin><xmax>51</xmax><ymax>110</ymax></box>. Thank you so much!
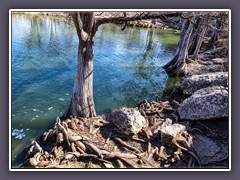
<box><xmin>152</xmin><ymin>118</ymin><xmax>172</xmax><ymax>136</ymax></box>
<box><xmin>151</xmin><ymin>118</ymin><xmax>186</xmax><ymax>145</ymax></box>
<box><xmin>160</xmin><ymin>123</ymin><xmax>186</xmax><ymax>145</ymax></box>
<box><xmin>161</xmin><ymin>124</ymin><xmax>186</xmax><ymax>138</ymax></box>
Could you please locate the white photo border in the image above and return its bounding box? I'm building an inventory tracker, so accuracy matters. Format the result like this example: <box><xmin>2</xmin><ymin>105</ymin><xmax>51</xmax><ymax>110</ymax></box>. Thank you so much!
<box><xmin>9</xmin><ymin>9</ymin><xmax>231</xmax><ymax>171</ymax></box>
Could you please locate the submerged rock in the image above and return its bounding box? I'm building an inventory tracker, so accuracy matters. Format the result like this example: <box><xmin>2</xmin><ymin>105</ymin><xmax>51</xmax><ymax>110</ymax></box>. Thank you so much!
<box><xmin>178</xmin><ymin>86</ymin><xmax>228</xmax><ymax>120</ymax></box>
<box><xmin>109</xmin><ymin>107</ymin><xmax>148</xmax><ymax>135</ymax></box>
<box><xmin>192</xmin><ymin>132</ymin><xmax>228</xmax><ymax>165</ymax></box>
<box><xmin>177</xmin><ymin>72</ymin><xmax>228</xmax><ymax>95</ymax></box>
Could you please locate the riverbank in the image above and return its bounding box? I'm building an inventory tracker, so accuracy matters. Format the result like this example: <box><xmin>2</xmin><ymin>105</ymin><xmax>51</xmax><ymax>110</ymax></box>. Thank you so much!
<box><xmin>22</xmin><ymin>34</ymin><xmax>229</xmax><ymax>169</ymax></box>
<box><xmin>11</xmin><ymin>14</ymin><xmax>180</xmax><ymax>168</ymax></box>
<box><xmin>12</xmin><ymin>12</ymin><xmax>229</xmax><ymax>169</ymax></box>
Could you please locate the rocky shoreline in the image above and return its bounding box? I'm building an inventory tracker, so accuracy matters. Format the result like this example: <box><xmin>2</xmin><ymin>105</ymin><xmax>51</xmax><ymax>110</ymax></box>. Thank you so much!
<box><xmin>22</xmin><ymin>42</ymin><xmax>229</xmax><ymax>169</ymax></box>
<box><xmin>15</xmin><ymin>12</ymin><xmax>229</xmax><ymax>169</ymax></box>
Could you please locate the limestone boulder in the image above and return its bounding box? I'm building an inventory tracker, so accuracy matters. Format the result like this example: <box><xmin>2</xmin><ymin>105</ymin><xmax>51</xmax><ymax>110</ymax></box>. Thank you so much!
<box><xmin>178</xmin><ymin>86</ymin><xmax>228</xmax><ymax>120</ymax></box>
<box><xmin>177</xmin><ymin>72</ymin><xmax>228</xmax><ymax>95</ymax></box>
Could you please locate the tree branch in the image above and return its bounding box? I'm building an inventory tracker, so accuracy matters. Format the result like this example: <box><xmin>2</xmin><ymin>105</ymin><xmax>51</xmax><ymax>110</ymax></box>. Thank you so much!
<box><xmin>72</xmin><ymin>12</ymin><xmax>83</xmax><ymax>38</ymax></box>
<box><xmin>95</xmin><ymin>12</ymin><xmax>181</xmax><ymax>27</ymax></box>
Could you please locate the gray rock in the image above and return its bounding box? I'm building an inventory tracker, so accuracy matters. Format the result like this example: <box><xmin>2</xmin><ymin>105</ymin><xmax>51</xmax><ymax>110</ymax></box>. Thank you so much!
<box><xmin>198</xmin><ymin>47</ymin><xmax>228</xmax><ymax>60</ymax></box>
<box><xmin>193</xmin><ymin>132</ymin><xmax>228</xmax><ymax>164</ymax></box>
<box><xmin>178</xmin><ymin>86</ymin><xmax>228</xmax><ymax>120</ymax></box>
<box><xmin>186</xmin><ymin>63</ymin><xmax>227</xmax><ymax>76</ymax></box>
<box><xmin>177</xmin><ymin>72</ymin><xmax>228</xmax><ymax>95</ymax></box>
<box><xmin>109</xmin><ymin>107</ymin><xmax>148</xmax><ymax>135</ymax></box>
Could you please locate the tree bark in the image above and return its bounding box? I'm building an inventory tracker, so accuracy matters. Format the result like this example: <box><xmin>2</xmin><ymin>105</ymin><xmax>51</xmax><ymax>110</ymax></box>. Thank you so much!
<box><xmin>163</xmin><ymin>16</ymin><xmax>197</xmax><ymax>76</ymax></box>
<box><xmin>163</xmin><ymin>19</ymin><xmax>189</xmax><ymax>71</ymax></box>
<box><xmin>209</xmin><ymin>19</ymin><xmax>221</xmax><ymax>43</ymax></box>
<box><xmin>206</xmin><ymin>19</ymin><xmax>222</xmax><ymax>49</ymax></box>
<box><xmin>95</xmin><ymin>12</ymin><xmax>181</xmax><ymax>26</ymax></box>
<box><xmin>188</xmin><ymin>18</ymin><xmax>201</xmax><ymax>55</ymax></box>
<box><xmin>64</xmin><ymin>12</ymin><xmax>97</xmax><ymax>118</ymax></box>
<box><xmin>191</xmin><ymin>24</ymin><xmax>207</xmax><ymax>60</ymax></box>
<box><xmin>188</xmin><ymin>17</ymin><xmax>208</xmax><ymax>60</ymax></box>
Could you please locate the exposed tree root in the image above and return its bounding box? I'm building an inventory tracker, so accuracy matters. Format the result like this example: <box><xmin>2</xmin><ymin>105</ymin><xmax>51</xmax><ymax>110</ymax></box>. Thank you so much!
<box><xmin>118</xmin><ymin>158</ymin><xmax>139</xmax><ymax>168</ymax></box>
<box><xmin>104</xmin><ymin>152</ymin><xmax>137</xmax><ymax>160</ymax></box>
<box><xmin>23</xmin><ymin>99</ymin><xmax>210</xmax><ymax>169</ymax></box>
<box><xmin>114</xmin><ymin>138</ymin><xmax>141</xmax><ymax>153</ymax></box>
<box><xmin>116</xmin><ymin>159</ymin><xmax>126</xmax><ymax>168</ymax></box>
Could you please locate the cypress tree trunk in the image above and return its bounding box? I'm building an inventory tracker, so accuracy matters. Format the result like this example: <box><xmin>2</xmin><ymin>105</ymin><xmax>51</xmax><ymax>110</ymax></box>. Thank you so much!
<box><xmin>191</xmin><ymin>24</ymin><xmax>207</xmax><ymax>60</ymax></box>
<box><xmin>188</xmin><ymin>18</ymin><xmax>201</xmax><ymax>55</ymax></box>
<box><xmin>163</xmin><ymin>16</ymin><xmax>197</xmax><ymax>76</ymax></box>
<box><xmin>188</xmin><ymin>18</ymin><xmax>208</xmax><ymax>60</ymax></box>
<box><xmin>64</xmin><ymin>12</ymin><xmax>97</xmax><ymax>118</ymax></box>
<box><xmin>206</xmin><ymin>19</ymin><xmax>222</xmax><ymax>49</ymax></box>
